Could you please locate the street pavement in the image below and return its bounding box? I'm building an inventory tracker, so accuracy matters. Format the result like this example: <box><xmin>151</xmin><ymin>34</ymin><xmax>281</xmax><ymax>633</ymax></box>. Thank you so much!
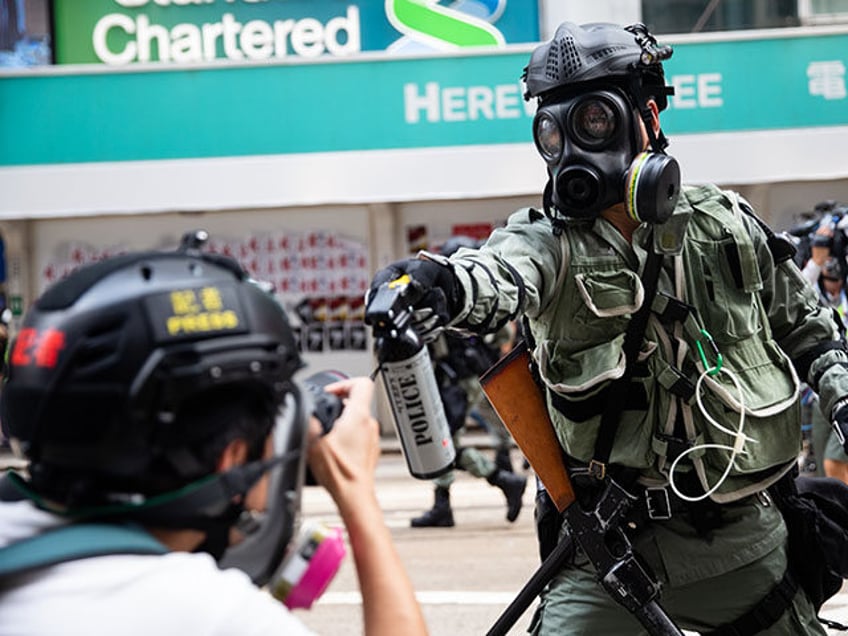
<box><xmin>3</xmin><ymin>439</ymin><xmax>848</xmax><ymax>634</ymax></box>
<box><xmin>296</xmin><ymin>441</ymin><xmax>540</xmax><ymax>636</ymax></box>
<box><xmin>297</xmin><ymin>438</ymin><xmax>848</xmax><ymax>636</ymax></box>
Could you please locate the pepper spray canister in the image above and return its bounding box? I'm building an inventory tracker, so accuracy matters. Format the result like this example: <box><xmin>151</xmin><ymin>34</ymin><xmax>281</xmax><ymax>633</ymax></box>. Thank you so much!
<box><xmin>366</xmin><ymin>276</ymin><xmax>456</xmax><ymax>479</ymax></box>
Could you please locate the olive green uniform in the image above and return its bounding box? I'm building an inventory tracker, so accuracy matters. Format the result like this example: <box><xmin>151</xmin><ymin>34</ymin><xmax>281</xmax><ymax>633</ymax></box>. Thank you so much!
<box><xmin>811</xmin><ymin>394</ymin><xmax>848</xmax><ymax>473</ymax></box>
<box><xmin>437</xmin><ymin>184</ymin><xmax>848</xmax><ymax>633</ymax></box>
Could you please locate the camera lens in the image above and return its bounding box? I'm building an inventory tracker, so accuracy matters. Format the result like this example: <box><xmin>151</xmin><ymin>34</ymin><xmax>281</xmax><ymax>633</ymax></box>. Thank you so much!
<box><xmin>303</xmin><ymin>371</ymin><xmax>347</xmax><ymax>435</ymax></box>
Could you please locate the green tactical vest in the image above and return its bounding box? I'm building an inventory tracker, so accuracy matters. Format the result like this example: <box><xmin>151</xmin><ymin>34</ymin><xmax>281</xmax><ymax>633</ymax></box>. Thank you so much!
<box><xmin>530</xmin><ymin>183</ymin><xmax>800</xmax><ymax>502</ymax></box>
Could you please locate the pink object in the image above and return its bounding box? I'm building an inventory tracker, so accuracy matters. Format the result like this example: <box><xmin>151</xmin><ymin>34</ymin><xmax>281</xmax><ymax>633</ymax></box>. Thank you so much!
<box><xmin>282</xmin><ymin>526</ymin><xmax>346</xmax><ymax>610</ymax></box>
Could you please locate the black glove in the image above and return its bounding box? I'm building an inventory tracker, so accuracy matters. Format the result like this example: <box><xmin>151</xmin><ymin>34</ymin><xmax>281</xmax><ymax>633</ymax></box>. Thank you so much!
<box><xmin>368</xmin><ymin>258</ymin><xmax>462</xmax><ymax>342</ymax></box>
<box><xmin>832</xmin><ymin>398</ymin><xmax>848</xmax><ymax>452</ymax></box>
<box><xmin>534</xmin><ymin>480</ymin><xmax>565</xmax><ymax>561</ymax></box>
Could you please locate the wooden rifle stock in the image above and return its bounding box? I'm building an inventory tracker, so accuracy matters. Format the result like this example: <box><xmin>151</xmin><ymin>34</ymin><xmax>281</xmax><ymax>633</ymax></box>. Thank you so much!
<box><xmin>483</xmin><ymin>344</ymin><xmax>685</xmax><ymax>636</ymax></box>
<box><xmin>480</xmin><ymin>340</ymin><xmax>574</xmax><ymax>512</ymax></box>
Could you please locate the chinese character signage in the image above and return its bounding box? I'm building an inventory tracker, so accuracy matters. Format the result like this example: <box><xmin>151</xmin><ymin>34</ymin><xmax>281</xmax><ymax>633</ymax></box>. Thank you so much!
<box><xmin>659</xmin><ymin>31</ymin><xmax>848</xmax><ymax>134</ymax></box>
<box><xmin>807</xmin><ymin>60</ymin><xmax>846</xmax><ymax>100</ymax></box>
<box><xmin>51</xmin><ymin>0</ymin><xmax>540</xmax><ymax>65</ymax></box>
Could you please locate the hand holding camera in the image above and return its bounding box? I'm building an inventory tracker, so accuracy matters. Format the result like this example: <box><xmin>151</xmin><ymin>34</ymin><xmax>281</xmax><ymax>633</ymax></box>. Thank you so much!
<box><xmin>305</xmin><ymin>377</ymin><xmax>381</xmax><ymax>505</ymax></box>
<box><xmin>303</xmin><ymin>371</ymin><xmax>346</xmax><ymax>436</ymax></box>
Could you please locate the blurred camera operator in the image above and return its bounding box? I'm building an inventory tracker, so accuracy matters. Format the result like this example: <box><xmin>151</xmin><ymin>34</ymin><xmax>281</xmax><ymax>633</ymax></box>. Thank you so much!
<box><xmin>798</xmin><ymin>223</ymin><xmax>848</xmax><ymax>485</ymax></box>
<box><xmin>0</xmin><ymin>245</ymin><xmax>427</xmax><ymax>636</ymax></box>
<box><xmin>794</xmin><ymin>200</ymin><xmax>848</xmax><ymax>279</ymax></box>
<box><xmin>801</xmin><ymin>224</ymin><xmax>837</xmax><ymax>286</ymax></box>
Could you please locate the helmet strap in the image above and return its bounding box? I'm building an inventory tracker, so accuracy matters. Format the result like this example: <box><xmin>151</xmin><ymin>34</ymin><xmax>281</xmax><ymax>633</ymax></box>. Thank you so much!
<box><xmin>628</xmin><ymin>73</ymin><xmax>668</xmax><ymax>154</ymax></box>
<box><xmin>192</xmin><ymin>503</ymin><xmax>244</xmax><ymax>559</ymax></box>
<box><xmin>542</xmin><ymin>179</ymin><xmax>567</xmax><ymax>236</ymax></box>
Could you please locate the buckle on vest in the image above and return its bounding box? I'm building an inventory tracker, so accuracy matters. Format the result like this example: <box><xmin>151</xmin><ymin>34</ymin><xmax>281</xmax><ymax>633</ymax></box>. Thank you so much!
<box><xmin>654</xmin><ymin>292</ymin><xmax>696</xmax><ymax>325</ymax></box>
<box><xmin>655</xmin><ymin>433</ymin><xmax>693</xmax><ymax>463</ymax></box>
<box><xmin>645</xmin><ymin>487</ymin><xmax>672</xmax><ymax>520</ymax></box>
<box><xmin>665</xmin><ymin>366</ymin><xmax>696</xmax><ymax>401</ymax></box>
<box><xmin>588</xmin><ymin>460</ymin><xmax>606</xmax><ymax>480</ymax></box>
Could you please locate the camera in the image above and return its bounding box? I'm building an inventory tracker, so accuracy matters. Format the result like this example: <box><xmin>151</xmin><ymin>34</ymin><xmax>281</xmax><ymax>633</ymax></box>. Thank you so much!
<box><xmin>788</xmin><ymin>200</ymin><xmax>848</xmax><ymax>278</ymax></box>
<box><xmin>302</xmin><ymin>371</ymin><xmax>346</xmax><ymax>435</ymax></box>
<box><xmin>301</xmin><ymin>371</ymin><xmax>346</xmax><ymax>487</ymax></box>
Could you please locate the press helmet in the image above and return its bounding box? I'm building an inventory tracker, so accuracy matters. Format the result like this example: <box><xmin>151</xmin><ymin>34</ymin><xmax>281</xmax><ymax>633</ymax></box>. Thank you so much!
<box><xmin>1</xmin><ymin>246</ymin><xmax>303</xmax><ymax>508</ymax></box>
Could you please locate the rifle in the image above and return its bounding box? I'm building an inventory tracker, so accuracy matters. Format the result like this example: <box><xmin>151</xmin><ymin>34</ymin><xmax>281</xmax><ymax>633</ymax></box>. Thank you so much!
<box><xmin>480</xmin><ymin>340</ymin><xmax>684</xmax><ymax>636</ymax></box>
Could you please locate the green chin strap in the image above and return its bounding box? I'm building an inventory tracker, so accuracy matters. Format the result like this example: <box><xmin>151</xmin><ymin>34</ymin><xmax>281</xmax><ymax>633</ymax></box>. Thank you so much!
<box><xmin>1</xmin><ymin>454</ymin><xmax>288</xmax><ymax>529</ymax></box>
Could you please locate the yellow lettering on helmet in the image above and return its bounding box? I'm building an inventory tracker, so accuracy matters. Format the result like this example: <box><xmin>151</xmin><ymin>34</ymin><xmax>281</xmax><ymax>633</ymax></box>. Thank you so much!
<box><xmin>166</xmin><ymin>310</ymin><xmax>240</xmax><ymax>336</ymax></box>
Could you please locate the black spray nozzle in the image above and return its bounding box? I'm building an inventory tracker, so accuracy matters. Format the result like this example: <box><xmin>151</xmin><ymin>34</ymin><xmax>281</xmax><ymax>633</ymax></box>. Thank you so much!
<box><xmin>364</xmin><ymin>277</ymin><xmax>414</xmax><ymax>335</ymax></box>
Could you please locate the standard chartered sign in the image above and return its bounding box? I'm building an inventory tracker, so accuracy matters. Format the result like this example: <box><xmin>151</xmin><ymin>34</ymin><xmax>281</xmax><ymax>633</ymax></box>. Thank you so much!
<box><xmin>92</xmin><ymin>7</ymin><xmax>360</xmax><ymax>63</ymax></box>
<box><xmin>52</xmin><ymin>0</ymin><xmax>540</xmax><ymax>65</ymax></box>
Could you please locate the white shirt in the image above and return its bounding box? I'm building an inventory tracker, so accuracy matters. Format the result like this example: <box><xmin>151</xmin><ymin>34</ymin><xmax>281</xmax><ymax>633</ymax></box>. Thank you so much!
<box><xmin>0</xmin><ymin>500</ymin><xmax>315</xmax><ymax>636</ymax></box>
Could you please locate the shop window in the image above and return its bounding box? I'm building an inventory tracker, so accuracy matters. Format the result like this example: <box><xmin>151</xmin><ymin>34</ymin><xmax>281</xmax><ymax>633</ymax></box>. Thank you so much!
<box><xmin>799</xmin><ymin>0</ymin><xmax>848</xmax><ymax>24</ymax></box>
<box><xmin>0</xmin><ymin>0</ymin><xmax>52</xmax><ymax>67</ymax></box>
<box><xmin>642</xmin><ymin>0</ymin><xmax>800</xmax><ymax>34</ymax></box>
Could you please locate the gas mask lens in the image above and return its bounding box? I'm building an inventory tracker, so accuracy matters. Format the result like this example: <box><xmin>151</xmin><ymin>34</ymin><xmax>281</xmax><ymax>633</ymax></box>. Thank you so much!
<box><xmin>571</xmin><ymin>97</ymin><xmax>617</xmax><ymax>148</ymax></box>
<box><xmin>534</xmin><ymin>111</ymin><xmax>563</xmax><ymax>162</ymax></box>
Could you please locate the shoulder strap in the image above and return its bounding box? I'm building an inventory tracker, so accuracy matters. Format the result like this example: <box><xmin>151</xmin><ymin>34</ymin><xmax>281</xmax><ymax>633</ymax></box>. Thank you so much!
<box><xmin>0</xmin><ymin>523</ymin><xmax>168</xmax><ymax>579</ymax></box>
<box><xmin>589</xmin><ymin>230</ymin><xmax>665</xmax><ymax>479</ymax></box>
<box><xmin>734</xmin><ymin>194</ymin><xmax>796</xmax><ymax>265</ymax></box>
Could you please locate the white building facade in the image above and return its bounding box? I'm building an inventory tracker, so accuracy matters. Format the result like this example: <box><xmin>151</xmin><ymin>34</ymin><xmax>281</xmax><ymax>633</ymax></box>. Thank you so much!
<box><xmin>2</xmin><ymin>0</ymin><xmax>848</xmax><ymax>378</ymax></box>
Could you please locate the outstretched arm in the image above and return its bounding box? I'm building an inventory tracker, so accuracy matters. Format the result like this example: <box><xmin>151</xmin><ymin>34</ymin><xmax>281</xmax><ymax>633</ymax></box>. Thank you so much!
<box><xmin>307</xmin><ymin>377</ymin><xmax>427</xmax><ymax>636</ymax></box>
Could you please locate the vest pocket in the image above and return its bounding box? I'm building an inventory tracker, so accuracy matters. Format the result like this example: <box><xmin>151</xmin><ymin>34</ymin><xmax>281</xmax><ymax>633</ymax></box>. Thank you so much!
<box><xmin>686</xmin><ymin>237</ymin><xmax>762</xmax><ymax>345</ymax></box>
<box><xmin>574</xmin><ymin>270</ymin><xmax>644</xmax><ymax>318</ymax></box>
<box><xmin>536</xmin><ymin>336</ymin><xmax>626</xmax><ymax>397</ymax></box>
<box><xmin>695</xmin><ymin>337</ymin><xmax>800</xmax><ymax>477</ymax></box>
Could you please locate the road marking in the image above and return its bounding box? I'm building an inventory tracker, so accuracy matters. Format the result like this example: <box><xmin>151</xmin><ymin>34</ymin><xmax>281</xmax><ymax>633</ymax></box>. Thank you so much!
<box><xmin>318</xmin><ymin>591</ymin><xmax>522</xmax><ymax>605</ymax></box>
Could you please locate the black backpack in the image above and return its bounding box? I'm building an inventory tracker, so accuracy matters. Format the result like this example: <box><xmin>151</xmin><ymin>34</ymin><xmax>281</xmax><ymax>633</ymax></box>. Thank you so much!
<box><xmin>769</xmin><ymin>473</ymin><xmax>848</xmax><ymax>610</ymax></box>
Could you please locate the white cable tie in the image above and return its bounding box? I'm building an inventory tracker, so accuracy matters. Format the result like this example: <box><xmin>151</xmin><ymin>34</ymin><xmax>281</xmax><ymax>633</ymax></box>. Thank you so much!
<box><xmin>668</xmin><ymin>365</ymin><xmax>756</xmax><ymax>502</ymax></box>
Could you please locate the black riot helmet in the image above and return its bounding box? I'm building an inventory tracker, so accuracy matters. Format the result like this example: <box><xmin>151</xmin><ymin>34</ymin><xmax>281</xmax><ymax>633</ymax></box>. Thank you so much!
<box><xmin>0</xmin><ymin>241</ymin><xmax>310</xmax><ymax>586</ymax></box>
<box><xmin>523</xmin><ymin>22</ymin><xmax>680</xmax><ymax>225</ymax></box>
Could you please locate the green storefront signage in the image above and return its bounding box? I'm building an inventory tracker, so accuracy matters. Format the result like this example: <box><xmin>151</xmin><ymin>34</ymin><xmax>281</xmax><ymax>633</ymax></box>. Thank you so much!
<box><xmin>52</xmin><ymin>0</ymin><xmax>540</xmax><ymax>65</ymax></box>
<box><xmin>1</xmin><ymin>30</ymin><xmax>846</xmax><ymax>167</ymax></box>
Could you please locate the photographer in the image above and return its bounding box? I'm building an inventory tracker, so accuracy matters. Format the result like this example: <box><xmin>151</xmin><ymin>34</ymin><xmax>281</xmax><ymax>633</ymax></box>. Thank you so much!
<box><xmin>795</xmin><ymin>205</ymin><xmax>848</xmax><ymax>485</ymax></box>
<box><xmin>0</xmin><ymin>246</ymin><xmax>427</xmax><ymax>636</ymax></box>
<box><xmin>793</xmin><ymin>200</ymin><xmax>848</xmax><ymax>281</ymax></box>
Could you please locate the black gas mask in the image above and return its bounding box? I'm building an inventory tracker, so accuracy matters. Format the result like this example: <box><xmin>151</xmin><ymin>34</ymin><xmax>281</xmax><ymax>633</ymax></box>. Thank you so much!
<box><xmin>533</xmin><ymin>87</ymin><xmax>680</xmax><ymax>224</ymax></box>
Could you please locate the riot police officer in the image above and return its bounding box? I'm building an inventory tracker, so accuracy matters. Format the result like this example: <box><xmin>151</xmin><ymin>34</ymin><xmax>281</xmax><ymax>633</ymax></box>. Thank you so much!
<box><xmin>368</xmin><ymin>22</ymin><xmax>848</xmax><ymax>634</ymax></box>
